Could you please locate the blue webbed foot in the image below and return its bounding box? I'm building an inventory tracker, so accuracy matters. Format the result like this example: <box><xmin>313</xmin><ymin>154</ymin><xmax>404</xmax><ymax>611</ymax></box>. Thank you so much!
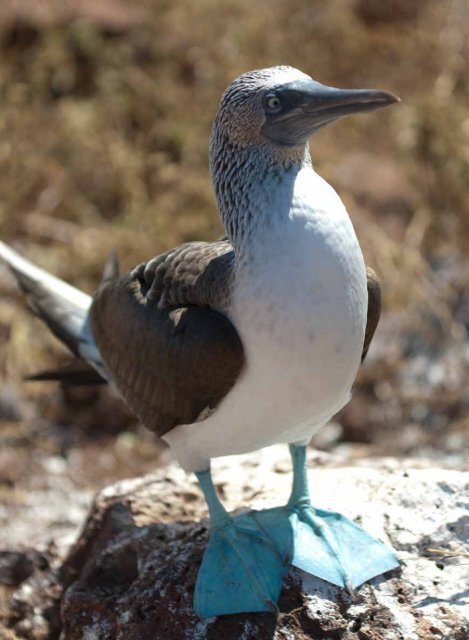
<box><xmin>289</xmin><ymin>504</ymin><xmax>398</xmax><ymax>590</ymax></box>
<box><xmin>194</xmin><ymin>510</ymin><xmax>291</xmax><ymax>617</ymax></box>
<box><xmin>193</xmin><ymin>446</ymin><xmax>399</xmax><ymax>618</ymax></box>
<box><xmin>194</xmin><ymin>470</ymin><xmax>291</xmax><ymax>618</ymax></box>
<box><xmin>286</xmin><ymin>445</ymin><xmax>399</xmax><ymax>590</ymax></box>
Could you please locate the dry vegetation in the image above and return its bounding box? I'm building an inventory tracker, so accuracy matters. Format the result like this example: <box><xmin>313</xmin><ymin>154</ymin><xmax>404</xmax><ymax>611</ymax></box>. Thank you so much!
<box><xmin>0</xmin><ymin>0</ymin><xmax>468</xmax><ymax>501</ymax></box>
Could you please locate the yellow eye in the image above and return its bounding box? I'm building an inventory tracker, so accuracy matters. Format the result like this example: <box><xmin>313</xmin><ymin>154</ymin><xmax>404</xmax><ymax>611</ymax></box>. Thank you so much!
<box><xmin>265</xmin><ymin>94</ymin><xmax>281</xmax><ymax>111</ymax></box>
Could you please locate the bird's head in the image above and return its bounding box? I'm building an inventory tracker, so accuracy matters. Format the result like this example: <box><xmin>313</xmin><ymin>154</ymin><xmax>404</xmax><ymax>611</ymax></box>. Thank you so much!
<box><xmin>212</xmin><ymin>66</ymin><xmax>399</xmax><ymax>152</ymax></box>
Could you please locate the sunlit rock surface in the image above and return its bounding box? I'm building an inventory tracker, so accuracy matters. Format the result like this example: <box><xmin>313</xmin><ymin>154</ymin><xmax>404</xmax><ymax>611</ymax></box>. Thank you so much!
<box><xmin>1</xmin><ymin>447</ymin><xmax>467</xmax><ymax>639</ymax></box>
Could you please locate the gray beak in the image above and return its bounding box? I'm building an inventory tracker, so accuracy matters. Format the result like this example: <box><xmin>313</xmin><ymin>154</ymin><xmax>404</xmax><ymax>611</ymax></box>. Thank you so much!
<box><xmin>261</xmin><ymin>79</ymin><xmax>400</xmax><ymax>146</ymax></box>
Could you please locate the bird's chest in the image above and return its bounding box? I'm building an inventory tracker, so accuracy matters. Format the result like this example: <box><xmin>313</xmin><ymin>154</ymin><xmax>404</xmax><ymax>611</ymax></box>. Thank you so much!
<box><xmin>231</xmin><ymin>178</ymin><xmax>367</xmax><ymax>385</ymax></box>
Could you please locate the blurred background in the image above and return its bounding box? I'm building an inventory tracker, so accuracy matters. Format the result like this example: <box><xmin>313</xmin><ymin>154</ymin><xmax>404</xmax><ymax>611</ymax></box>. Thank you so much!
<box><xmin>0</xmin><ymin>0</ymin><xmax>468</xmax><ymax>540</ymax></box>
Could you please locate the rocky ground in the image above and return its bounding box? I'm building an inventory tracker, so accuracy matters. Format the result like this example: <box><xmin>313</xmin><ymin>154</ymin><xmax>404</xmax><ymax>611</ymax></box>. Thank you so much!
<box><xmin>1</xmin><ymin>448</ymin><xmax>467</xmax><ymax>639</ymax></box>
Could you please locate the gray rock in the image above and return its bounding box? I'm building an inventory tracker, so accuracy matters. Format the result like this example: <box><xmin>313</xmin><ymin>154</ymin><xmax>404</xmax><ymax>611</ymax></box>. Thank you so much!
<box><xmin>3</xmin><ymin>447</ymin><xmax>468</xmax><ymax>639</ymax></box>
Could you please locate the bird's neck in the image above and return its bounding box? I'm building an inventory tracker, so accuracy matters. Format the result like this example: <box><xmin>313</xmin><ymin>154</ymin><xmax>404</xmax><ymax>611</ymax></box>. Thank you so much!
<box><xmin>210</xmin><ymin>135</ymin><xmax>312</xmax><ymax>255</ymax></box>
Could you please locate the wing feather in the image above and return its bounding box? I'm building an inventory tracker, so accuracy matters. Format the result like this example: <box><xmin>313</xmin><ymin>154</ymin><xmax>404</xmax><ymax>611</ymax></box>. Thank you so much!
<box><xmin>362</xmin><ymin>267</ymin><xmax>381</xmax><ymax>363</ymax></box>
<box><xmin>90</xmin><ymin>241</ymin><xmax>244</xmax><ymax>437</ymax></box>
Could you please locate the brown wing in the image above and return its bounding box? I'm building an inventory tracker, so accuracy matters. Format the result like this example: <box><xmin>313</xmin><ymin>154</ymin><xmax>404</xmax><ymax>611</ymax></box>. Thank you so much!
<box><xmin>90</xmin><ymin>241</ymin><xmax>244</xmax><ymax>437</ymax></box>
<box><xmin>131</xmin><ymin>239</ymin><xmax>234</xmax><ymax>309</ymax></box>
<box><xmin>362</xmin><ymin>267</ymin><xmax>381</xmax><ymax>363</ymax></box>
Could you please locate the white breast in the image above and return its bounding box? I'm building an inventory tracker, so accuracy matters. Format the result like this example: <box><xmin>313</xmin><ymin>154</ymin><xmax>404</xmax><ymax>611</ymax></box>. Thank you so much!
<box><xmin>165</xmin><ymin>167</ymin><xmax>367</xmax><ymax>471</ymax></box>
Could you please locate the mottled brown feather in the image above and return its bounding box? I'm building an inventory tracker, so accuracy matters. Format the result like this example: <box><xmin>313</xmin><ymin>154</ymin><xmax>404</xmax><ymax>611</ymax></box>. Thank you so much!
<box><xmin>90</xmin><ymin>241</ymin><xmax>243</xmax><ymax>437</ymax></box>
<box><xmin>132</xmin><ymin>239</ymin><xmax>234</xmax><ymax>309</ymax></box>
<box><xmin>362</xmin><ymin>267</ymin><xmax>381</xmax><ymax>363</ymax></box>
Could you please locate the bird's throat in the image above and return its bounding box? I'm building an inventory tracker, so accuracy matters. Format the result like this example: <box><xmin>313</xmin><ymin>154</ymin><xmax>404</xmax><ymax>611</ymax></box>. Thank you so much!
<box><xmin>210</xmin><ymin>134</ymin><xmax>311</xmax><ymax>254</ymax></box>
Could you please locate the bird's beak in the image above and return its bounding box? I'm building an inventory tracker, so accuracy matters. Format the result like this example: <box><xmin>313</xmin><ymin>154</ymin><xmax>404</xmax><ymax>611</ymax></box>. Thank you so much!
<box><xmin>261</xmin><ymin>79</ymin><xmax>400</xmax><ymax>146</ymax></box>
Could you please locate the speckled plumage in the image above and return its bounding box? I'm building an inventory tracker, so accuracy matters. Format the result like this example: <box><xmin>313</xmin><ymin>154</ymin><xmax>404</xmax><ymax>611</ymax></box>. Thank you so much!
<box><xmin>131</xmin><ymin>238</ymin><xmax>234</xmax><ymax>311</ymax></box>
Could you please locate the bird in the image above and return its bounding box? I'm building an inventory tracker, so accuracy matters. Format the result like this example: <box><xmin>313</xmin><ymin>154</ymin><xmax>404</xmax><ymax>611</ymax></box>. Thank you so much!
<box><xmin>0</xmin><ymin>66</ymin><xmax>400</xmax><ymax>618</ymax></box>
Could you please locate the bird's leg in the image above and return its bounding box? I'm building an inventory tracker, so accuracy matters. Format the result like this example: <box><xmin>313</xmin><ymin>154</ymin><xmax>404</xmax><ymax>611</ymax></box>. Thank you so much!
<box><xmin>287</xmin><ymin>444</ymin><xmax>353</xmax><ymax>590</ymax></box>
<box><xmin>285</xmin><ymin>444</ymin><xmax>399</xmax><ymax>590</ymax></box>
<box><xmin>193</xmin><ymin>467</ymin><xmax>290</xmax><ymax>618</ymax></box>
<box><xmin>195</xmin><ymin>468</ymin><xmax>231</xmax><ymax>529</ymax></box>
<box><xmin>287</xmin><ymin>444</ymin><xmax>312</xmax><ymax>511</ymax></box>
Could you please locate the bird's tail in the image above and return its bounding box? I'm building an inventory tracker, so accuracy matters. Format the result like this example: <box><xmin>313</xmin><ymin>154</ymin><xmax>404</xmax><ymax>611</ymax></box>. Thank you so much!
<box><xmin>0</xmin><ymin>240</ymin><xmax>107</xmax><ymax>383</ymax></box>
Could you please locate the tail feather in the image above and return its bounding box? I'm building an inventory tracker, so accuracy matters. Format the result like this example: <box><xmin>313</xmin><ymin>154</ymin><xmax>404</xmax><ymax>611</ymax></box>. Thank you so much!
<box><xmin>0</xmin><ymin>240</ymin><xmax>106</xmax><ymax>379</ymax></box>
<box><xmin>26</xmin><ymin>360</ymin><xmax>106</xmax><ymax>387</ymax></box>
<box><xmin>101</xmin><ymin>250</ymin><xmax>120</xmax><ymax>282</ymax></box>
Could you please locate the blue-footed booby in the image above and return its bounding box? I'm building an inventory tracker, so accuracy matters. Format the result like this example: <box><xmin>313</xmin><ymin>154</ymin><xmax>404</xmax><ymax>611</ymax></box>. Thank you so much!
<box><xmin>0</xmin><ymin>66</ymin><xmax>400</xmax><ymax>618</ymax></box>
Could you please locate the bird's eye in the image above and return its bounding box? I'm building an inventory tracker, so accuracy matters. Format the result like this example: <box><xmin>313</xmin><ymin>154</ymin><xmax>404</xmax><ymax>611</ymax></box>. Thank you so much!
<box><xmin>265</xmin><ymin>94</ymin><xmax>281</xmax><ymax>112</ymax></box>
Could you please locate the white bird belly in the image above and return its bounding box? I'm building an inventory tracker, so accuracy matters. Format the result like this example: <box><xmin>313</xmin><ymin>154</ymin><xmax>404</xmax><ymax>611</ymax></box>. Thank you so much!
<box><xmin>165</xmin><ymin>171</ymin><xmax>368</xmax><ymax>471</ymax></box>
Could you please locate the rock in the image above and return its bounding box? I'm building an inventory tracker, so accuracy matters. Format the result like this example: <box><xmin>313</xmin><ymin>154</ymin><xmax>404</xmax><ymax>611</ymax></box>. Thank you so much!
<box><xmin>0</xmin><ymin>551</ymin><xmax>37</xmax><ymax>587</ymax></box>
<box><xmin>3</xmin><ymin>447</ymin><xmax>468</xmax><ymax>639</ymax></box>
